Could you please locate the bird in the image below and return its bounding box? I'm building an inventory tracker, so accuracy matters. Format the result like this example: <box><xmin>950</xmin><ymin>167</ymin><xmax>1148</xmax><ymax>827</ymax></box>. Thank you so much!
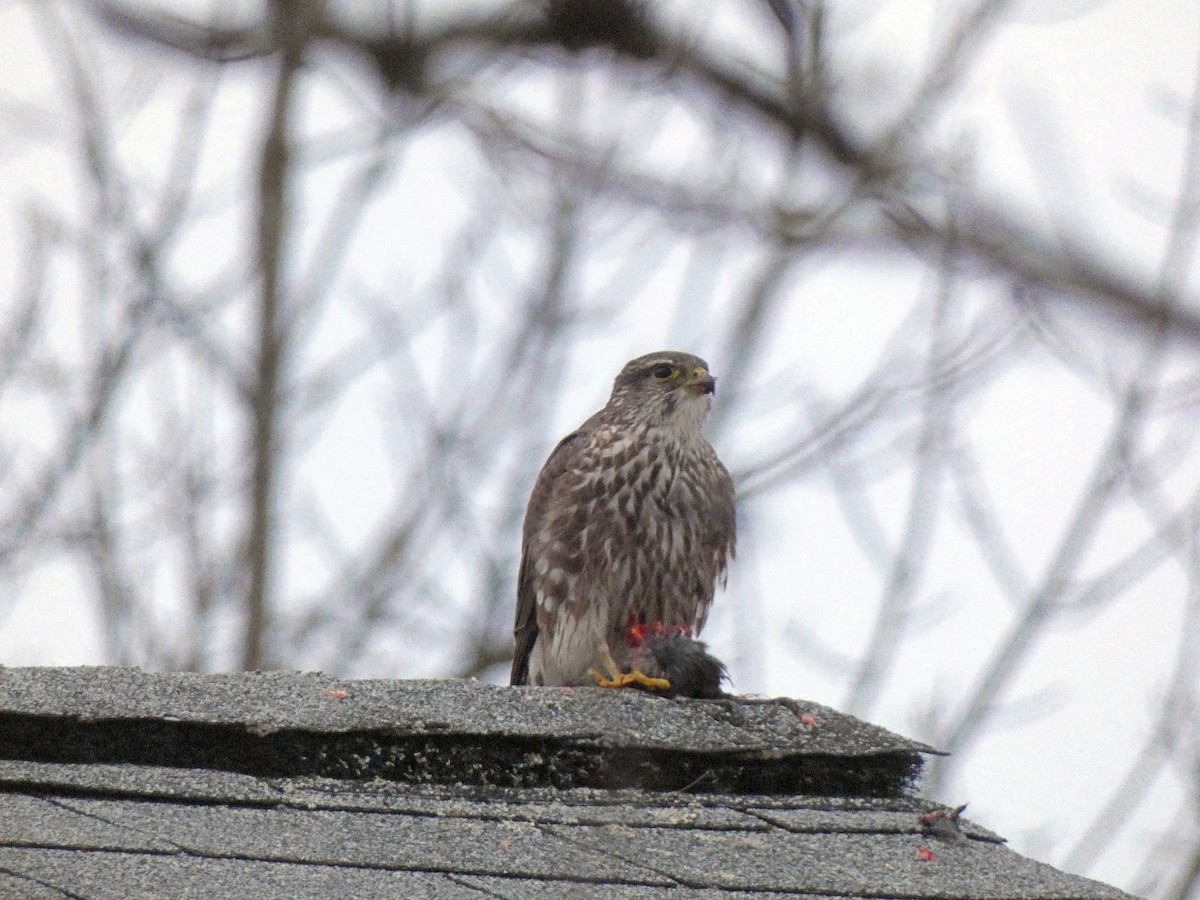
<box><xmin>509</xmin><ymin>350</ymin><xmax>736</xmax><ymax>693</ymax></box>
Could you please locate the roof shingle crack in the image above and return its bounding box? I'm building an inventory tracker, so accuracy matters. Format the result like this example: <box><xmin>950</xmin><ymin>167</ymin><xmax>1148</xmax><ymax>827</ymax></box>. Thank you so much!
<box><xmin>0</xmin><ymin>864</ymin><xmax>81</xmax><ymax>900</ymax></box>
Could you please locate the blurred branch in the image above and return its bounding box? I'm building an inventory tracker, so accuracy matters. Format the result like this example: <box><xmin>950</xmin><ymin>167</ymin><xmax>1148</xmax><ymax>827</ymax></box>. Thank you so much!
<box><xmin>241</xmin><ymin>0</ymin><xmax>316</xmax><ymax>669</ymax></box>
<box><xmin>1063</xmin><ymin>508</ymin><xmax>1200</xmax><ymax>875</ymax></box>
<box><xmin>97</xmin><ymin>0</ymin><xmax>1200</xmax><ymax>348</ymax></box>
<box><xmin>926</xmin><ymin>41</ymin><xmax>1200</xmax><ymax>792</ymax></box>
<box><xmin>0</xmin><ymin>9</ymin><xmax>157</xmax><ymax>570</ymax></box>
<box><xmin>844</xmin><ymin>171</ymin><xmax>963</xmax><ymax>715</ymax></box>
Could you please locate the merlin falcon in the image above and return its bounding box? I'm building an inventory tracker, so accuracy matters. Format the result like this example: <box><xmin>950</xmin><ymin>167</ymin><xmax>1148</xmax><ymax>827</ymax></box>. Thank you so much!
<box><xmin>510</xmin><ymin>351</ymin><xmax>736</xmax><ymax>690</ymax></box>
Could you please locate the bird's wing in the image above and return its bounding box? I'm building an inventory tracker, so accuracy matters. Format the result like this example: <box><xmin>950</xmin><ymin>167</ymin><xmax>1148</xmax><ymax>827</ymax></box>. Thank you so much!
<box><xmin>510</xmin><ymin>428</ymin><xmax>587</xmax><ymax>685</ymax></box>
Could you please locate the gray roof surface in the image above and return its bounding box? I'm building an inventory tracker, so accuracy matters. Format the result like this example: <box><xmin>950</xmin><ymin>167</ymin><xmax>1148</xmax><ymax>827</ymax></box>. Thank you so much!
<box><xmin>0</xmin><ymin>666</ymin><xmax>1136</xmax><ymax>899</ymax></box>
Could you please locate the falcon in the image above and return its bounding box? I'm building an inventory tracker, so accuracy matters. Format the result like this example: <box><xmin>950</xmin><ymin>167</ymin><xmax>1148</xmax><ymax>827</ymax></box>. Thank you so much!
<box><xmin>510</xmin><ymin>351</ymin><xmax>736</xmax><ymax>692</ymax></box>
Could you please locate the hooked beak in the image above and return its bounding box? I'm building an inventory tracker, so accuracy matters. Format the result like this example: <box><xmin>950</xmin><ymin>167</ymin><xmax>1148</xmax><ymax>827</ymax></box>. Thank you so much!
<box><xmin>685</xmin><ymin>367</ymin><xmax>716</xmax><ymax>395</ymax></box>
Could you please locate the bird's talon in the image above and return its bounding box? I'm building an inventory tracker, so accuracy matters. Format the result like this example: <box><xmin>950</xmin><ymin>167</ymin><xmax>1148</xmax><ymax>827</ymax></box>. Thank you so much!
<box><xmin>626</xmin><ymin>670</ymin><xmax>672</xmax><ymax>691</ymax></box>
<box><xmin>589</xmin><ymin>667</ymin><xmax>620</xmax><ymax>688</ymax></box>
<box><xmin>588</xmin><ymin>667</ymin><xmax>671</xmax><ymax>692</ymax></box>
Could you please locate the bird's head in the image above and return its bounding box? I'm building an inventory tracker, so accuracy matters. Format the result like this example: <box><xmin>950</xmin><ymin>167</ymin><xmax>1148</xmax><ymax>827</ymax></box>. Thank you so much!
<box><xmin>607</xmin><ymin>351</ymin><xmax>717</xmax><ymax>431</ymax></box>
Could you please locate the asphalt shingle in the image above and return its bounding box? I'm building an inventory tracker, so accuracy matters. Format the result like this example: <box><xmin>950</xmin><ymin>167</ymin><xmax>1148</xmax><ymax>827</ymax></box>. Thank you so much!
<box><xmin>0</xmin><ymin>666</ymin><xmax>931</xmax><ymax>794</ymax></box>
<box><xmin>0</xmin><ymin>667</ymin><xmax>1137</xmax><ymax>899</ymax></box>
<box><xmin>0</xmin><ymin>793</ymin><xmax>176</xmax><ymax>854</ymax></box>
<box><xmin>0</xmin><ymin>848</ymin><xmax>488</xmax><ymax>900</ymax></box>
<box><xmin>0</xmin><ymin>666</ymin><xmax>930</xmax><ymax>754</ymax></box>
<box><xmin>51</xmin><ymin>796</ymin><xmax>677</xmax><ymax>886</ymax></box>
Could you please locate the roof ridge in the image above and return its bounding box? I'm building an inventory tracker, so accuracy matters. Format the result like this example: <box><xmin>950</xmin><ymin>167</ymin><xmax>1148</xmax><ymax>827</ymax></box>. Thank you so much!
<box><xmin>0</xmin><ymin>667</ymin><xmax>936</xmax><ymax>797</ymax></box>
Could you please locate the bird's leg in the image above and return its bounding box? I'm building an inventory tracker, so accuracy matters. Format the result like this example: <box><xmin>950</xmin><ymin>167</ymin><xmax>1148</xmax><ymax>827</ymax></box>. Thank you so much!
<box><xmin>587</xmin><ymin>641</ymin><xmax>623</xmax><ymax>685</ymax></box>
<box><xmin>588</xmin><ymin>641</ymin><xmax>671</xmax><ymax>692</ymax></box>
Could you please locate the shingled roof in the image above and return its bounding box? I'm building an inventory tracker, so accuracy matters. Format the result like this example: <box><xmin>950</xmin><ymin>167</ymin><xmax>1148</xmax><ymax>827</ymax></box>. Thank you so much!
<box><xmin>0</xmin><ymin>667</ymin><xmax>1133</xmax><ymax>899</ymax></box>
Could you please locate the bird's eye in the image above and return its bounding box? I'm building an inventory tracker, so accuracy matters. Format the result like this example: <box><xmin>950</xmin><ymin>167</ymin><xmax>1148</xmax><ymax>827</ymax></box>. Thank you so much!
<box><xmin>650</xmin><ymin>364</ymin><xmax>676</xmax><ymax>380</ymax></box>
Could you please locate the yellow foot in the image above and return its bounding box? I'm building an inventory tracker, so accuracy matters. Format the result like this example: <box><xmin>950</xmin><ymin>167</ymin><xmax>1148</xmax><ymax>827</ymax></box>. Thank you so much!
<box><xmin>588</xmin><ymin>642</ymin><xmax>671</xmax><ymax>691</ymax></box>
<box><xmin>589</xmin><ymin>668</ymin><xmax>672</xmax><ymax>691</ymax></box>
